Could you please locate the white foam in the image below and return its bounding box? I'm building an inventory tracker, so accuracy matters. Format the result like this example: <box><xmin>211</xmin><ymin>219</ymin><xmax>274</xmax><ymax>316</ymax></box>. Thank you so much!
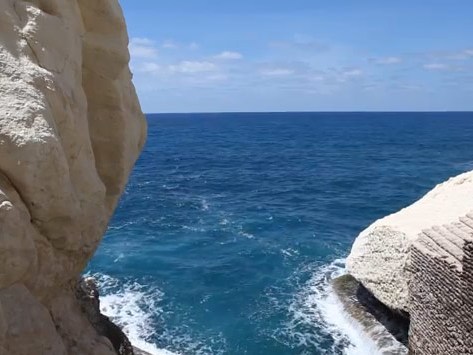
<box><xmin>201</xmin><ymin>198</ymin><xmax>209</xmax><ymax>211</ymax></box>
<box><xmin>108</xmin><ymin>220</ymin><xmax>138</xmax><ymax>231</ymax></box>
<box><xmin>288</xmin><ymin>259</ymin><xmax>382</xmax><ymax>355</ymax></box>
<box><xmin>113</xmin><ymin>253</ymin><xmax>125</xmax><ymax>263</ymax></box>
<box><xmin>182</xmin><ymin>225</ymin><xmax>206</xmax><ymax>232</ymax></box>
<box><xmin>94</xmin><ymin>274</ymin><xmax>179</xmax><ymax>355</ymax></box>
<box><xmin>92</xmin><ymin>260</ymin><xmax>384</xmax><ymax>355</ymax></box>
<box><xmin>239</xmin><ymin>231</ymin><xmax>255</xmax><ymax>239</ymax></box>
<box><xmin>219</xmin><ymin>218</ymin><xmax>230</xmax><ymax>226</ymax></box>
<box><xmin>280</xmin><ymin>248</ymin><xmax>299</xmax><ymax>257</ymax></box>
<box><xmin>318</xmin><ymin>283</ymin><xmax>381</xmax><ymax>355</ymax></box>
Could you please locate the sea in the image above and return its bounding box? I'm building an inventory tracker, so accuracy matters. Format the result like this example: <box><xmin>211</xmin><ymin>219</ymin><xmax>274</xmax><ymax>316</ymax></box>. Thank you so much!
<box><xmin>86</xmin><ymin>112</ymin><xmax>473</xmax><ymax>355</ymax></box>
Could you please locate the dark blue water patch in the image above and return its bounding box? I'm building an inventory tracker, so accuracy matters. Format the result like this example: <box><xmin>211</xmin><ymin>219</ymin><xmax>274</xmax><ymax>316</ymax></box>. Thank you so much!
<box><xmin>87</xmin><ymin>112</ymin><xmax>473</xmax><ymax>355</ymax></box>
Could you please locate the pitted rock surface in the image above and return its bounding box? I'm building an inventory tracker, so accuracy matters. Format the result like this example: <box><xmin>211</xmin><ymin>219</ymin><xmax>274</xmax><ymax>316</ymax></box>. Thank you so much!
<box><xmin>347</xmin><ymin>171</ymin><xmax>473</xmax><ymax>312</ymax></box>
<box><xmin>0</xmin><ymin>0</ymin><xmax>146</xmax><ymax>353</ymax></box>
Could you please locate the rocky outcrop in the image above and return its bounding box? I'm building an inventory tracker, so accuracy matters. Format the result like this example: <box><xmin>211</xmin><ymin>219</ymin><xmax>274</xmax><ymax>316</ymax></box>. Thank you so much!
<box><xmin>408</xmin><ymin>215</ymin><xmax>473</xmax><ymax>354</ymax></box>
<box><xmin>76</xmin><ymin>278</ymin><xmax>134</xmax><ymax>355</ymax></box>
<box><xmin>346</xmin><ymin>171</ymin><xmax>473</xmax><ymax>353</ymax></box>
<box><xmin>0</xmin><ymin>0</ymin><xmax>146</xmax><ymax>354</ymax></box>
<box><xmin>347</xmin><ymin>171</ymin><xmax>473</xmax><ymax>312</ymax></box>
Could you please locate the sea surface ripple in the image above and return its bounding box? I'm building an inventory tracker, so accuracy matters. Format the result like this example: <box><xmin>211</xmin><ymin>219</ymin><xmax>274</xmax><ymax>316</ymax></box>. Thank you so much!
<box><xmin>87</xmin><ymin>112</ymin><xmax>473</xmax><ymax>355</ymax></box>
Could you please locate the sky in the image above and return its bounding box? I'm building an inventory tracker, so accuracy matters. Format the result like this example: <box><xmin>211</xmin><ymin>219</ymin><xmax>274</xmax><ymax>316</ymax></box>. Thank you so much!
<box><xmin>120</xmin><ymin>0</ymin><xmax>473</xmax><ymax>113</ymax></box>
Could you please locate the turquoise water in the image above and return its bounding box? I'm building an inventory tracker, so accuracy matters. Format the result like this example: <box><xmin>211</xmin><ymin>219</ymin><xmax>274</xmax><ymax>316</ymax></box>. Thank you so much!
<box><xmin>87</xmin><ymin>112</ymin><xmax>473</xmax><ymax>355</ymax></box>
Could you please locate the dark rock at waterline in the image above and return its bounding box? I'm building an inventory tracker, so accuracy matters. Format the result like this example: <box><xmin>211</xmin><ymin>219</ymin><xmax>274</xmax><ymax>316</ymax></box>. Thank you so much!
<box><xmin>332</xmin><ymin>274</ymin><xmax>409</xmax><ymax>355</ymax></box>
<box><xmin>76</xmin><ymin>277</ymin><xmax>135</xmax><ymax>355</ymax></box>
<box><xmin>133</xmin><ymin>347</ymin><xmax>154</xmax><ymax>355</ymax></box>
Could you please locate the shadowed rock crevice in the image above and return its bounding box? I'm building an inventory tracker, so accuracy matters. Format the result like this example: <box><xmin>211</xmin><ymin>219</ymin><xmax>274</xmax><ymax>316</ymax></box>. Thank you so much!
<box><xmin>332</xmin><ymin>275</ymin><xmax>409</xmax><ymax>354</ymax></box>
<box><xmin>354</xmin><ymin>284</ymin><xmax>409</xmax><ymax>347</ymax></box>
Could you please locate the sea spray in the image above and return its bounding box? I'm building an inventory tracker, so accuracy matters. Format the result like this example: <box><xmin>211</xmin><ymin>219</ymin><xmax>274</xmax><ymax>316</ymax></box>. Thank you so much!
<box><xmin>285</xmin><ymin>259</ymin><xmax>382</xmax><ymax>354</ymax></box>
<box><xmin>93</xmin><ymin>274</ymin><xmax>177</xmax><ymax>355</ymax></box>
<box><xmin>88</xmin><ymin>113</ymin><xmax>473</xmax><ymax>354</ymax></box>
<box><xmin>92</xmin><ymin>273</ymin><xmax>227</xmax><ymax>355</ymax></box>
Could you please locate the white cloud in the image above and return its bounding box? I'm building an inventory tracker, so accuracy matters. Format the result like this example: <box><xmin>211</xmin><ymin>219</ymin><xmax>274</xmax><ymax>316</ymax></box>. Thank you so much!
<box><xmin>131</xmin><ymin>38</ymin><xmax>154</xmax><ymax>46</ymax></box>
<box><xmin>169</xmin><ymin>61</ymin><xmax>217</xmax><ymax>74</ymax></box>
<box><xmin>269</xmin><ymin>34</ymin><xmax>330</xmax><ymax>52</ymax></box>
<box><xmin>260</xmin><ymin>68</ymin><xmax>295</xmax><ymax>76</ymax></box>
<box><xmin>162</xmin><ymin>40</ymin><xmax>178</xmax><ymax>49</ymax></box>
<box><xmin>398</xmin><ymin>84</ymin><xmax>423</xmax><ymax>91</ymax></box>
<box><xmin>310</xmin><ymin>75</ymin><xmax>325</xmax><ymax>82</ymax></box>
<box><xmin>137</xmin><ymin>62</ymin><xmax>161</xmax><ymax>74</ymax></box>
<box><xmin>203</xmin><ymin>74</ymin><xmax>228</xmax><ymax>82</ymax></box>
<box><xmin>214</xmin><ymin>51</ymin><xmax>243</xmax><ymax>60</ymax></box>
<box><xmin>375</xmin><ymin>57</ymin><xmax>402</xmax><ymax>65</ymax></box>
<box><xmin>343</xmin><ymin>69</ymin><xmax>363</xmax><ymax>77</ymax></box>
<box><xmin>189</xmin><ymin>42</ymin><xmax>200</xmax><ymax>50</ymax></box>
<box><xmin>129</xmin><ymin>38</ymin><xmax>158</xmax><ymax>59</ymax></box>
<box><xmin>444</xmin><ymin>48</ymin><xmax>473</xmax><ymax>60</ymax></box>
<box><xmin>133</xmin><ymin>60</ymin><xmax>219</xmax><ymax>77</ymax></box>
<box><xmin>161</xmin><ymin>40</ymin><xmax>199</xmax><ymax>50</ymax></box>
<box><xmin>333</xmin><ymin>68</ymin><xmax>363</xmax><ymax>83</ymax></box>
<box><xmin>424</xmin><ymin>63</ymin><xmax>449</xmax><ymax>70</ymax></box>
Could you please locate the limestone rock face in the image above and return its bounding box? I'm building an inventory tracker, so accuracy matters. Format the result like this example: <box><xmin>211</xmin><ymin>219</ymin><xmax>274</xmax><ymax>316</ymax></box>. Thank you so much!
<box><xmin>409</xmin><ymin>216</ymin><xmax>473</xmax><ymax>354</ymax></box>
<box><xmin>346</xmin><ymin>171</ymin><xmax>473</xmax><ymax>312</ymax></box>
<box><xmin>0</xmin><ymin>0</ymin><xmax>146</xmax><ymax>354</ymax></box>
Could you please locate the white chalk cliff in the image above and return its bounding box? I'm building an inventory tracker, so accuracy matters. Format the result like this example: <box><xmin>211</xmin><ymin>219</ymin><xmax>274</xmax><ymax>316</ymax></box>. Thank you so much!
<box><xmin>347</xmin><ymin>170</ymin><xmax>473</xmax><ymax>312</ymax></box>
<box><xmin>0</xmin><ymin>0</ymin><xmax>146</xmax><ymax>354</ymax></box>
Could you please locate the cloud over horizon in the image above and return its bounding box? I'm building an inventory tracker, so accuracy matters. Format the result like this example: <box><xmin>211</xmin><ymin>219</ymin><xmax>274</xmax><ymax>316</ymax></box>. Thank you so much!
<box><xmin>122</xmin><ymin>0</ymin><xmax>473</xmax><ymax>112</ymax></box>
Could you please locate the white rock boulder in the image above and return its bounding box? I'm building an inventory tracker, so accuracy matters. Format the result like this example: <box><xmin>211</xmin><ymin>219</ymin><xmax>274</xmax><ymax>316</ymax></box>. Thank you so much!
<box><xmin>346</xmin><ymin>171</ymin><xmax>473</xmax><ymax>312</ymax></box>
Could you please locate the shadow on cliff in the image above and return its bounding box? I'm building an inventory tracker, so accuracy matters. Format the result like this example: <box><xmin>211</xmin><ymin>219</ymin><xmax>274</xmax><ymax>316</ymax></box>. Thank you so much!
<box><xmin>332</xmin><ymin>274</ymin><xmax>410</xmax><ymax>352</ymax></box>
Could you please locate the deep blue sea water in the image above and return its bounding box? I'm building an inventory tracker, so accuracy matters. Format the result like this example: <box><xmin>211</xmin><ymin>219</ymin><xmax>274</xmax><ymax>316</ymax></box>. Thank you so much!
<box><xmin>87</xmin><ymin>112</ymin><xmax>473</xmax><ymax>355</ymax></box>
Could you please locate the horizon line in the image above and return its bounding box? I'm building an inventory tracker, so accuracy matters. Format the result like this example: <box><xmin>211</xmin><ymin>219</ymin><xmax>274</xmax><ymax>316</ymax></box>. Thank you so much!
<box><xmin>145</xmin><ymin>110</ymin><xmax>473</xmax><ymax>115</ymax></box>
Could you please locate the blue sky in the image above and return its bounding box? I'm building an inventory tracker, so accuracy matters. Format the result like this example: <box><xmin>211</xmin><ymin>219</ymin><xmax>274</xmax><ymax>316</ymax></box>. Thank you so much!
<box><xmin>120</xmin><ymin>0</ymin><xmax>473</xmax><ymax>113</ymax></box>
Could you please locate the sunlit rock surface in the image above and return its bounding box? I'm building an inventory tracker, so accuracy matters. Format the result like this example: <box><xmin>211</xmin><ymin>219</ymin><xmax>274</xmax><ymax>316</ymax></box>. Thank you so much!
<box><xmin>345</xmin><ymin>171</ymin><xmax>473</xmax><ymax>354</ymax></box>
<box><xmin>347</xmin><ymin>171</ymin><xmax>473</xmax><ymax>312</ymax></box>
<box><xmin>0</xmin><ymin>0</ymin><xmax>146</xmax><ymax>353</ymax></box>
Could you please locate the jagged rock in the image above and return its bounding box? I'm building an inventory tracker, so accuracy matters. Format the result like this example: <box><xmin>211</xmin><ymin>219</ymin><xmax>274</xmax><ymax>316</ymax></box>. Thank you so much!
<box><xmin>76</xmin><ymin>277</ymin><xmax>134</xmax><ymax>355</ymax></box>
<box><xmin>346</xmin><ymin>171</ymin><xmax>473</xmax><ymax>312</ymax></box>
<box><xmin>0</xmin><ymin>0</ymin><xmax>146</xmax><ymax>354</ymax></box>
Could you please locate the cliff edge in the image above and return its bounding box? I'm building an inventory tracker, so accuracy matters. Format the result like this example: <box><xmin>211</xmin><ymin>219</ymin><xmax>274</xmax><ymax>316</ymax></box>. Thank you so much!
<box><xmin>0</xmin><ymin>0</ymin><xmax>146</xmax><ymax>354</ymax></box>
<box><xmin>346</xmin><ymin>171</ymin><xmax>473</xmax><ymax>353</ymax></box>
<box><xmin>347</xmin><ymin>171</ymin><xmax>473</xmax><ymax>312</ymax></box>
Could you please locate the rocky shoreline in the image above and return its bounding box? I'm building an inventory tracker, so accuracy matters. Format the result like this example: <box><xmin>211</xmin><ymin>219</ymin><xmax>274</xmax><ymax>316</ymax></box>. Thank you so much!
<box><xmin>332</xmin><ymin>275</ymin><xmax>409</xmax><ymax>354</ymax></box>
<box><xmin>76</xmin><ymin>277</ymin><xmax>154</xmax><ymax>355</ymax></box>
<box><xmin>342</xmin><ymin>171</ymin><xmax>473</xmax><ymax>354</ymax></box>
<box><xmin>1</xmin><ymin>0</ymin><xmax>471</xmax><ymax>353</ymax></box>
<box><xmin>76</xmin><ymin>278</ymin><xmax>134</xmax><ymax>355</ymax></box>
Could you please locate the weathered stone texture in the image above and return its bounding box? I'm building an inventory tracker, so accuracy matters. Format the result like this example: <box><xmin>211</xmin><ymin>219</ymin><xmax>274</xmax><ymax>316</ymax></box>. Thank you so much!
<box><xmin>0</xmin><ymin>0</ymin><xmax>146</xmax><ymax>353</ymax></box>
<box><xmin>346</xmin><ymin>173</ymin><xmax>473</xmax><ymax>353</ymax></box>
<box><xmin>408</xmin><ymin>214</ymin><xmax>473</xmax><ymax>354</ymax></box>
<box><xmin>347</xmin><ymin>171</ymin><xmax>473</xmax><ymax>313</ymax></box>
